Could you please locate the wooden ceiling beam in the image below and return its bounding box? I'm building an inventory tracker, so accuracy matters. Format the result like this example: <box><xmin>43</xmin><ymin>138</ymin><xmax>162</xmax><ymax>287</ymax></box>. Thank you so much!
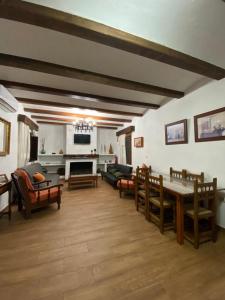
<box><xmin>17</xmin><ymin>97</ymin><xmax>143</xmax><ymax>117</ymax></box>
<box><xmin>0</xmin><ymin>0</ymin><xmax>224</xmax><ymax>79</ymax></box>
<box><xmin>0</xmin><ymin>53</ymin><xmax>184</xmax><ymax>98</ymax></box>
<box><xmin>27</xmin><ymin>108</ymin><xmax>131</xmax><ymax>122</ymax></box>
<box><xmin>36</xmin><ymin>120</ymin><xmax>118</xmax><ymax>129</ymax></box>
<box><xmin>1</xmin><ymin>80</ymin><xmax>160</xmax><ymax>109</ymax></box>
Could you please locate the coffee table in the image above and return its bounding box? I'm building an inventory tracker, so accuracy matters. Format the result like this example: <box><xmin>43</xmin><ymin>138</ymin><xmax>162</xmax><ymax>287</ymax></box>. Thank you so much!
<box><xmin>68</xmin><ymin>174</ymin><xmax>98</xmax><ymax>189</ymax></box>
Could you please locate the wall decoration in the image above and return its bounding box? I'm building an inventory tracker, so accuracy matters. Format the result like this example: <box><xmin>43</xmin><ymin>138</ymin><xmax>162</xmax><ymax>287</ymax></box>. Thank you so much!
<box><xmin>0</xmin><ymin>117</ymin><xmax>11</xmax><ymax>156</ymax></box>
<box><xmin>109</xmin><ymin>144</ymin><xmax>113</xmax><ymax>154</ymax></box>
<box><xmin>134</xmin><ymin>137</ymin><xmax>144</xmax><ymax>148</ymax></box>
<box><xmin>165</xmin><ymin>119</ymin><xmax>188</xmax><ymax>145</ymax></box>
<box><xmin>194</xmin><ymin>107</ymin><xmax>225</xmax><ymax>142</ymax></box>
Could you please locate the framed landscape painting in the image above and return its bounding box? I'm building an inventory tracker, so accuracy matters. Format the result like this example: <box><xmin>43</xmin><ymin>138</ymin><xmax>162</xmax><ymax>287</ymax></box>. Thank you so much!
<box><xmin>194</xmin><ymin>107</ymin><xmax>225</xmax><ymax>142</ymax></box>
<box><xmin>165</xmin><ymin>119</ymin><xmax>188</xmax><ymax>145</ymax></box>
<box><xmin>134</xmin><ymin>137</ymin><xmax>144</xmax><ymax>148</ymax></box>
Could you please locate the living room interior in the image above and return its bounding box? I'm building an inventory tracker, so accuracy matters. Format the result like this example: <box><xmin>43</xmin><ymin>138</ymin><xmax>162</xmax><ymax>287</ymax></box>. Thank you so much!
<box><xmin>0</xmin><ymin>1</ymin><xmax>225</xmax><ymax>299</ymax></box>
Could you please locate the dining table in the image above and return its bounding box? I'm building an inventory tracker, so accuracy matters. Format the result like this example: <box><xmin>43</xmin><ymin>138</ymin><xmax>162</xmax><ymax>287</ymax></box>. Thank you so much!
<box><xmin>133</xmin><ymin>170</ymin><xmax>223</xmax><ymax>245</ymax></box>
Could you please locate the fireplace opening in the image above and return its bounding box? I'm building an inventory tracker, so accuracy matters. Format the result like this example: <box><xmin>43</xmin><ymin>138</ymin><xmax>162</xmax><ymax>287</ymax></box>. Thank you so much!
<box><xmin>70</xmin><ymin>162</ymin><xmax>93</xmax><ymax>175</ymax></box>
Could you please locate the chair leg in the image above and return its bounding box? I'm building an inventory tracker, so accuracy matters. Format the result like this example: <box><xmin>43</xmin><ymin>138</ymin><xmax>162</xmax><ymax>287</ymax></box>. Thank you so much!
<box><xmin>57</xmin><ymin>200</ymin><xmax>61</xmax><ymax>210</ymax></box>
<box><xmin>211</xmin><ymin>217</ymin><xmax>217</xmax><ymax>242</ymax></box>
<box><xmin>160</xmin><ymin>208</ymin><xmax>164</xmax><ymax>234</ymax></box>
<box><xmin>194</xmin><ymin>218</ymin><xmax>199</xmax><ymax>249</ymax></box>
<box><xmin>119</xmin><ymin>187</ymin><xmax>122</xmax><ymax>198</ymax></box>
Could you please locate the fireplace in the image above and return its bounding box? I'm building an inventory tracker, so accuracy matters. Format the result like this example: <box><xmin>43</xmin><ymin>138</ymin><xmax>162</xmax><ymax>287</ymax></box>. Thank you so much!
<box><xmin>70</xmin><ymin>161</ymin><xmax>93</xmax><ymax>175</ymax></box>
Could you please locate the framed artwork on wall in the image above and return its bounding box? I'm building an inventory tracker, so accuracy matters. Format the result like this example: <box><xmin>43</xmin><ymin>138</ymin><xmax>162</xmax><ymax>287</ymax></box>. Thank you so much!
<box><xmin>0</xmin><ymin>117</ymin><xmax>11</xmax><ymax>156</ymax></box>
<box><xmin>194</xmin><ymin>107</ymin><xmax>225</xmax><ymax>142</ymax></box>
<box><xmin>165</xmin><ymin>119</ymin><xmax>188</xmax><ymax>145</ymax></box>
<box><xmin>134</xmin><ymin>137</ymin><xmax>144</xmax><ymax>148</ymax></box>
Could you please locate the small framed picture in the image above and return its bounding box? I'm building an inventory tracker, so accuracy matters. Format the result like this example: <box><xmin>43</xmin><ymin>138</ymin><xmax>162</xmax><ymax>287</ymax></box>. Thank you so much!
<box><xmin>194</xmin><ymin>107</ymin><xmax>225</xmax><ymax>142</ymax></box>
<box><xmin>165</xmin><ymin>119</ymin><xmax>188</xmax><ymax>145</ymax></box>
<box><xmin>0</xmin><ymin>174</ymin><xmax>8</xmax><ymax>186</ymax></box>
<box><xmin>134</xmin><ymin>137</ymin><xmax>144</xmax><ymax>148</ymax></box>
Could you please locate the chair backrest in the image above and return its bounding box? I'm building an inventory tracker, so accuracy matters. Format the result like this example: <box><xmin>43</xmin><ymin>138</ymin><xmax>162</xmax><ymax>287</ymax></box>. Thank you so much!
<box><xmin>194</xmin><ymin>178</ymin><xmax>217</xmax><ymax>215</ymax></box>
<box><xmin>170</xmin><ymin>167</ymin><xmax>186</xmax><ymax>180</ymax></box>
<box><xmin>136</xmin><ymin>166</ymin><xmax>147</xmax><ymax>186</ymax></box>
<box><xmin>148</xmin><ymin>174</ymin><xmax>163</xmax><ymax>203</ymax></box>
<box><xmin>13</xmin><ymin>169</ymin><xmax>36</xmax><ymax>205</ymax></box>
<box><xmin>186</xmin><ymin>172</ymin><xmax>204</xmax><ymax>183</ymax></box>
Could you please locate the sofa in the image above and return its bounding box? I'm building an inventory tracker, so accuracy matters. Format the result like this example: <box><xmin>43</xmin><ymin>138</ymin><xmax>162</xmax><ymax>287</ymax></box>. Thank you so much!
<box><xmin>102</xmin><ymin>164</ymin><xmax>133</xmax><ymax>187</ymax></box>
<box><xmin>22</xmin><ymin>162</ymin><xmax>60</xmax><ymax>186</ymax></box>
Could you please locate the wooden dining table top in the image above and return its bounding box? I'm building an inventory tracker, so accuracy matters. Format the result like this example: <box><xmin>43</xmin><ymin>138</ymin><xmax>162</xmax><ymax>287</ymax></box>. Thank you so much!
<box><xmin>133</xmin><ymin>171</ymin><xmax>224</xmax><ymax>197</ymax></box>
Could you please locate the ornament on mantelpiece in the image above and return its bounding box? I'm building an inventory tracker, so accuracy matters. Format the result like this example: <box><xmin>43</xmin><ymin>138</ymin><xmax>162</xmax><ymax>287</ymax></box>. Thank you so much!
<box><xmin>109</xmin><ymin>144</ymin><xmax>113</xmax><ymax>154</ymax></box>
<box><xmin>59</xmin><ymin>149</ymin><xmax>64</xmax><ymax>154</ymax></box>
<box><xmin>40</xmin><ymin>138</ymin><xmax>46</xmax><ymax>154</ymax></box>
<box><xmin>100</xmin><ymin>144</ymin><xmax>103</xmax><ymax>154</ymax></box>
<box><xmin>104</xmin><ymin>144</ymin><xmax>106</xmax><ymax>153</ymax></box>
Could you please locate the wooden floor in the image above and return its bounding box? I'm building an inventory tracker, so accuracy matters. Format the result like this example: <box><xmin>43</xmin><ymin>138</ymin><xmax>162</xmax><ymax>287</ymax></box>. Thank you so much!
<box><xmin>1</xmin><ymin>180</ymin><xmax>225</xmax><ymax>300</ymax></box>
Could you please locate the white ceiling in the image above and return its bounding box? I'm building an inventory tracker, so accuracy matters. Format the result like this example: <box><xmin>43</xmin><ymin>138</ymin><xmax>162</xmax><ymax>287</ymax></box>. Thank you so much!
<box><xmin>0</xmin><ymin>0</ymin><xmax>225</xmax><ymax>125</ymax></box>
<box><xmin>26</xmin><ymin>0</ymin><xmax>225</xmax><ymax>67</ymax></box>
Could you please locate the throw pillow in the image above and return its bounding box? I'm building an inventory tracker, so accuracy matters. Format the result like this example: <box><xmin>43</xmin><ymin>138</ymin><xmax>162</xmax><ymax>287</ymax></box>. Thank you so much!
<box><xmin>114</xmin><ymin>171</ymin><xmax>123</xmax><ymax>178</ymax></box>
<box><xmin>109</xmin><ymin>168</ymin><xmax>118</xmax><ymax>175</ymax></box>
<box><xmin>33</xmin><ymin>172</ymin><xmax>45</xmax><ymax>182</ymax></box>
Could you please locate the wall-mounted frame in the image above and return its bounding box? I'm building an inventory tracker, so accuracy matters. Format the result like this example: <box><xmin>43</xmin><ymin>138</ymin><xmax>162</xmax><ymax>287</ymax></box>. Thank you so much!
<box><xmin>134</xmin><ymin>137</ymin><xmax>144</xmax><ymax>148</ymax></box>
<box><xmin>0</xmin><ymin>117</ymin><xmax>11</xmax><ymax>156</ymax></box>
<box><xmin>194</xmin><ymin>107</ymin><xmax>225</xmax><ymax>142</ymax></box>
<box><xmin>165</xmin><ymin>119</ymin><xmax>188</xmax><ymax>145</ymax></box>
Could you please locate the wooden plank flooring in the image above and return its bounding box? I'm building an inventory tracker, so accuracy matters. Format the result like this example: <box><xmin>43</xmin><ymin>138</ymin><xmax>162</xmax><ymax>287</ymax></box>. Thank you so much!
<box><xmin>0</xmin><ymin>180</ymin><xmax>225</xmax><ymax>300</ymax></box>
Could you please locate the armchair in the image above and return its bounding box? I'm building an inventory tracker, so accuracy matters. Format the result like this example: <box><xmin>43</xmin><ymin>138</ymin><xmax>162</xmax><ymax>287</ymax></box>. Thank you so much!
<box><xmin>12</xmin><ymin>169</ymin><xmax>62</xmax><ymax>218</ymax></box>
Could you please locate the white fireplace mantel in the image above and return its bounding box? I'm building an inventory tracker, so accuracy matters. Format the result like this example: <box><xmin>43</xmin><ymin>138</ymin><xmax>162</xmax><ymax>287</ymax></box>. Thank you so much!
<box><xmin>65</xmin><ymin>158</ymin><xmax>97</xmax><ymax>180</ymax></box>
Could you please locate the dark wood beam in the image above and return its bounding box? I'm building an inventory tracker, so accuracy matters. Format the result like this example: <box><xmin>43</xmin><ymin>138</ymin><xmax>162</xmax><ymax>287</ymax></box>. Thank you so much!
<box><xmin>1</xmin><ymin>80</ymin><xmax>160</xmax><ymax>109</ymax></box>
<box><xmin>27</xmin><ymin>108</ymin><xmax>131</xmax><ymax>122</ymax></box>
<box><xmin>116</xmin><ymin>126</ymin><xmax>135</xmax><ymax>137</ymax></box>
<box><xmin>0</xmin><ymin>53</ymin><xmax>184</xmax><ymax>98</ymax></box>
<box><xmin>18</xmin><ymin>114</ymin><xmax>39</xmax><ymax>131</ymax></box>
<box><xmin>37</xmin><ymin>120</ymin><xmax>118</xmax><ymax>129</ymax></box>
<box><xmin>0</xmin><ymin>0</ymin><xmax>224</xmax><ymax>79</ymax></box>
<box><xmin>17</xmin><ymin>97</ymin><xmax>143</xmax><ymax>117</ymax></box>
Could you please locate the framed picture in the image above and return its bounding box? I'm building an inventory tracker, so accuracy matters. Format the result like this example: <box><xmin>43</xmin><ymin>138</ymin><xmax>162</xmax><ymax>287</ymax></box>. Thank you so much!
<box><xmin>165</xmin><ymin>119</ymin><xmax>188</xmax><ymax>145</ymax></box>
<box><xmin>194</xmin><ymin>107</ymin><xmax>225</xmax><ymax>142</ymax></box>
<box><xmin>0</xmin><ymin>174</ymin><xmax>8</xmax><ymax>186</ymax></box>
<box><xmin>134</xmin><ymin>137</ymin><xmax>144</xmax><ymax>148</ymax></box>
<box><xmin>0</xmin><ymin>117</ymin><xmax>11</xmax><ymax>156</ymax></box>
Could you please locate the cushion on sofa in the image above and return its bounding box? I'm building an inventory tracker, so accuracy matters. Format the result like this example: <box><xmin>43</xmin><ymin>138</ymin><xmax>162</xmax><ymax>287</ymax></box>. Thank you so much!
<box><xmin>33</xmin><ymin>172</ymin><xmax>46</xmax><ymax>182</ymax></box>
<box><xmin>114</xmin><ymin>171</ymin><xmax>123</xmax><ymax>178</ymax></box>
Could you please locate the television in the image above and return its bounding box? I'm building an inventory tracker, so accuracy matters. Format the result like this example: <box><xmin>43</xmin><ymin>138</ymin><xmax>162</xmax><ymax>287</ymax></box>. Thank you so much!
<box><xmin>74</xmin><ymin>134</ymin><xmax>91</xmax><ymax>144</ymax></box>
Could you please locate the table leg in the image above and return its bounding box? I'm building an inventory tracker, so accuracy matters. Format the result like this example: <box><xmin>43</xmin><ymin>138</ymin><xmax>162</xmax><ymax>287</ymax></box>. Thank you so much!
<box><xmin>176</xmin><ymin>194</ymin><xmax>184</xmax><ymax>245</ymax></box>
<box><xmin>8</xmin><ymin>189</ymin><xmax>12</xmax><ymax>220</ymax></box>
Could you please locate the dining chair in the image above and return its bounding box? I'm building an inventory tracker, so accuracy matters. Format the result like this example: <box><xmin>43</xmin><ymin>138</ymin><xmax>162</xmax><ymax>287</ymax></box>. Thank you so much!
<box><xmin>170</xmin><ymin>167</ymin><xmax>187</xmax><ymax>179</ymax></box>
<box><xmin>184</xmin><ymin>178</ymin><xmax>217</xmax><ymax>249</ymax></box>
<box><xmin>185</xmin><ymin>171</ymin><xmax>204</xmax><ymax>183</ymax></box>
<box><xmin>147</xmin><ymin>174</ymin><xmax>174</xmax><ymax>234</ymax></box>
<box><xmin>135</xmin><ymin>166</ymin><xmax>148</xmax><ymax>213</ymax></box>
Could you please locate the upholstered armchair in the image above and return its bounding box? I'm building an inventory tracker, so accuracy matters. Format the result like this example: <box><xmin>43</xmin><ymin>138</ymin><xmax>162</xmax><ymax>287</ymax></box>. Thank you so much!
<box><xmin>12</xmin><ymin>169</ymin><xmax>62</xmax><ymax>218</ymax></box>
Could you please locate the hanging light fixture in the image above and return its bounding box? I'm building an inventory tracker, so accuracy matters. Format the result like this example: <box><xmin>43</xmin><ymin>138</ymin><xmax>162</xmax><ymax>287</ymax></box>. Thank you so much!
<box><xmin>73</xmin><ymin>118</ymin><xmax>95</xmax><ymax>132</ymax></box>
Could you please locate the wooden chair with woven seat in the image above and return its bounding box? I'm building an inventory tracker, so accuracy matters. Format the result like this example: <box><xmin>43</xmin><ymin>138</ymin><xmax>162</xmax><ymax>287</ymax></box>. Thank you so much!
<box><xmin>12</xmin><ymin>169</ymin><xmax>63</xmax><ymax>218</ymax></box>
<box><xmin>146</xmin><ymin>174</ymin><xmax>174</xmax><ymax>234</ymax></box>
<box><xmin>135</xmin><ymin>166</ymin><xmax>149</xmax><ymax>214</ymax></box>
<box><xmin>170</xmin><ymin>167</ymin><xmax>187</xmax><ymax>180</ymax></box>
<box><xmin>185</xmin><ymin>171</ymin><xmax>204</xmax><ymax>183</ymax></box>
<box><xmin>184</xmin><ymin>178</ymin><xmax>217</xmax><ymax>249</ymax></box>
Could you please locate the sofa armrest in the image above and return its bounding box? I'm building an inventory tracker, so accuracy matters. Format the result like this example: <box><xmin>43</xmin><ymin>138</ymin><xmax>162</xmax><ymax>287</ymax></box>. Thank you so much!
<box><xmin>33</xmin><ymin>184</ymin><xmax>63</xmax><ymax>192</ymax></box>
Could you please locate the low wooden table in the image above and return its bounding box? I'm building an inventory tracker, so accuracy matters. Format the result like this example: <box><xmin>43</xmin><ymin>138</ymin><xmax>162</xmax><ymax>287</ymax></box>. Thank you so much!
<box><xmin>68</xmin><ymin>174</ymin><xmax>98</xmax><ymax>189</ymax></box>
<box><xmin>0</xmin><ymin>180</ymin><xmax>12</xmax><ymax>220</ymax></box>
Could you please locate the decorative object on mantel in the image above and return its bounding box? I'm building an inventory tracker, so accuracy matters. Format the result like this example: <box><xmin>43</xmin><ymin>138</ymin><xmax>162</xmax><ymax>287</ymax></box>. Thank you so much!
<box><xmin>40</xmin><ymin>138</ymin><xmax>46</xmax><ymax>154</ymax></box>
<box><xmin>59</xmin><ymin>149</ymin><xmax>64</xmax><ymax>154</ymax></box>
<box><xmin>194</xmin><ymin>107</ymin><xmax>225</xmax><ymax>142</ymax></box>
<box><xmin>109</xmin><ymin>144</ymin><xmax>113</xmax><ymax>154</ymax></box>
<box><xmin>73</xmin><ymin>118</ymin><xmax>95</xmax><ymax>132</ymax></box>
<box><xmin>100</xmin><ymin>144</ymin><xmax>103</xmax><ymax>153</ymax></box>
<box><xmin>0</xmin><ymin>117</ymin><xmax>11</xmax><ymax>156</ymax></box>
<box><xmin>94</xmin><ymin>149</ymin><xmax>96</xmax><ymax>155</ymax></box>
<box><xmin>165</xmin><ymin>119</ymin><xmax>188</xmax><ymax>145</ymax></box>
<box><xmin>134</xmin><ymin>137</ymin><xmax>144</xmax><ymax>148</ymax></box>
<box><xmin>91</xmin><ymin>150</ymin><xmax>93</xmax><ymax>155</ymax></box>
<box><xmin>104</xmin><ymin>144</ymin><xmax>106</xmax><ymax>153</ymax></box>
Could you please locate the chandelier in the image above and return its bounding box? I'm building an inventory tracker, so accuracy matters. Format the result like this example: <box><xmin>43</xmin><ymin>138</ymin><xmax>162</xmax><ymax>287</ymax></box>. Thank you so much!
<box><xmin>73</xmin><ymin>119</ymin><xmax>94</xmax><ymax>132</ymax></box>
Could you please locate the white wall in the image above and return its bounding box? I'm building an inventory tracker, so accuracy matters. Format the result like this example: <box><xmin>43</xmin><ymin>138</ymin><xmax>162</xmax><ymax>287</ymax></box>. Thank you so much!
<box><xmin>38</xmin><ymin>123</ymin><xmax>66</xmax><ymax>154</ymax></box>
<box><xmin>125</xmin><ymin>78</ymin><xmax>225</xmax><ymax>227</ymax></box>
<box><xmin>0</xmin><ymin>103</ymin><xmax>32</xmax><ymax>210</ymax></box>
<box><xmin>97</xmin><ymin>128</ymin><xmax>118</xmax><ymax>154</ymax></box>
<box><xmin>66</xmin><ymin>125</ymin><xmax>97</xmax><ymax>154</ymax></box>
